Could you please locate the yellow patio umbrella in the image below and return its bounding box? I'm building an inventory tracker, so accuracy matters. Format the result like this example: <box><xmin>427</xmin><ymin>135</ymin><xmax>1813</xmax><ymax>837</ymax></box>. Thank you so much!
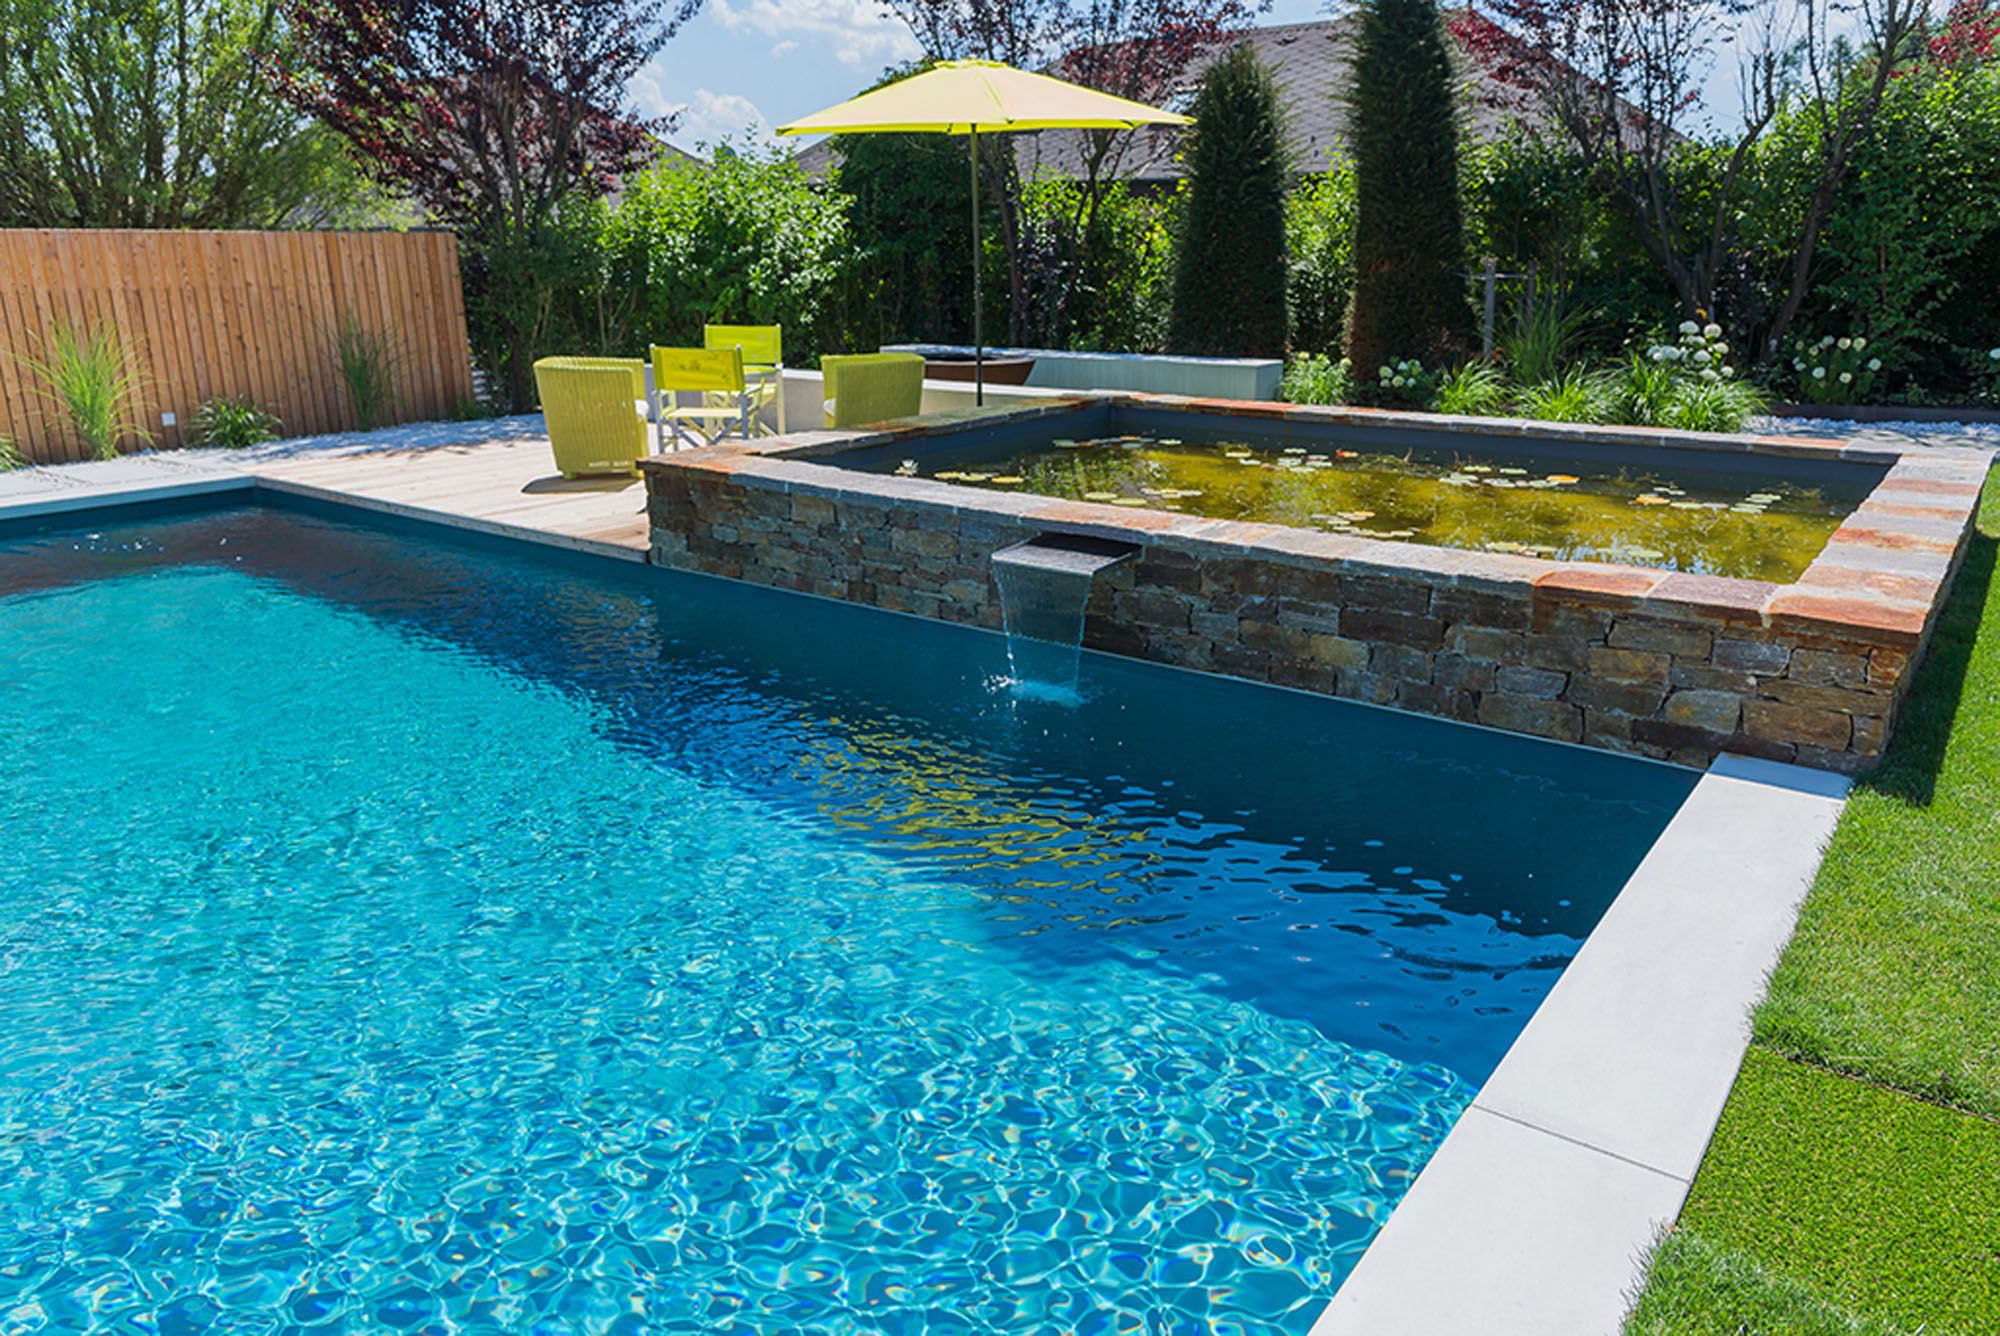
<box><xmin>778</xmin><ymin>59</ymin><xmax>1191</xmax><ymax>404</ymax></box>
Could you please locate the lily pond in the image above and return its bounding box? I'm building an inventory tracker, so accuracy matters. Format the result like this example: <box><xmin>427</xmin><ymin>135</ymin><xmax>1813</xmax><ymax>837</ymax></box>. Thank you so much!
<box><xmin>898</xmin><ymin>435</ymin><xmax>1856</xmax><ymax>582</ymax></box>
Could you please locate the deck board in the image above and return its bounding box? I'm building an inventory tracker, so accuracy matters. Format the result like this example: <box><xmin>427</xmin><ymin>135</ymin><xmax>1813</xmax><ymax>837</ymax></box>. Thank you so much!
<box><xmin>251</xmin><ymin>437</ymin><xmax>654</xmax><ymax>561</ymax></box>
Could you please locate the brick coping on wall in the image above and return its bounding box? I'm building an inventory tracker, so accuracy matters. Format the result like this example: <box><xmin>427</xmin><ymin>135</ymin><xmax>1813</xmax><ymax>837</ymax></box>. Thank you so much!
<box><xmin>641</xmin><ymin>393</ymin><xmax>1991</xmax><ymax>771</ymax></box>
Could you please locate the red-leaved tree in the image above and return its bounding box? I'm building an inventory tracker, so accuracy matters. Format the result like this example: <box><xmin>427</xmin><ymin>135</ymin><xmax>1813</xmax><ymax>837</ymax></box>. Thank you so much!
<box><xmin>274</xmin><ymin>0</ymin><xmax>700</xmax><ymax>410</ymax></box>
<box><xmin>1452</xmin><ymin>0</ymin><xmax>1931</xmax><ymax>359</ymax></box>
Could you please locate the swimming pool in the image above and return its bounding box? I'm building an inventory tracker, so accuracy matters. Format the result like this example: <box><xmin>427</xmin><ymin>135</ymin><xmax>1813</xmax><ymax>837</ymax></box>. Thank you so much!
<box><xmin>0</xmin><ymin>501</ymin><xmax>1694</xmax><ymax>1331</ymax></box>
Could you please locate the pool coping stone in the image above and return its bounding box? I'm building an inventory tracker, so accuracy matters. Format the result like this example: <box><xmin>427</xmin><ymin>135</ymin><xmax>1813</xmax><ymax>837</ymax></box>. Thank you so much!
<box><xmin>1310</xmin><ymin>753</ymin><xmax>1850</xmax><ymax>1335</ymax></box>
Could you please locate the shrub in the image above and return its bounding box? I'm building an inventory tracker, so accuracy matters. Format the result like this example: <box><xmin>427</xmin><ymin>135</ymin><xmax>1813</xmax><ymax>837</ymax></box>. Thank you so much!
<box><xmin>1792</xmin><ymin>334</ymin><xmax>1882</xmax><ymax>404</ymax></box>
<box><xmin>1615</xmin><ymin>352</ymin><xmax>1681</xmax><ymax>427</ymax></box>
<box><xmin>1666</xmin><ymin>376</ymin><xmax>1767</xmax><ymax>433</ymax></box>
<box><xmin>1432</xmin><ymin>360</ymin><xmax>1509</xmax><ymax>416</ymax></box>
<box><xmin>1346</xmin><ymin>0</ymin><xmax>1473</xmax><ymax>378</ymax></box>
<box><xmin>1516</xmin><ymin>366</ymin><xmax>1618</xmax><ymax>423</ymax></box>
<box><xmin>1985</xmin><ymin>345</ymin><xmax>2000</xmax><ymax>403</ymax></box>
<box><xmin>331</xmin><ymin>310</ymin><xmax>406</xmax><ymax>431</ymax></box>
<box><xmin>447</xmin><ymin>397</ymin><xmax>499</xmax><ymax>421</ymax></box>
<box><xmin>188</xmin><ymin>396</ymin><xmax>283</xmax><ymax>449</ymax></box>
<box><xmin>603</xmin><ymin>143</ymin><xmax>854</xmax><ymax>364</ymax></box>
<box><xmin>14</xmin><ymin>320</ymin><xmax>152</xmax><ymax>460</ymax></box>
<box><xmin>1167</xmin><ymin>43</ymin><xmax>1289</xmax><ymax>357</ymax></box>
<box><xmin>1280</xmin><ymin>353</ymin><xmax>1351</xmax><ymax>404</ymax></box>
<box><xmin>1015</xmin><ymin>176</ymin><xmax>1174</xmax><ymax>353</ymax></box>
<box><xmin>1501</xmin><ymin>293</ymin><xmax>1589</xmax><ymax>385</ymax></box>
<box><xmin>1375</xmin><ymin>357</ymin><xmax>1436</xmax><ymax>407</ymax></box>
<box><xmin>1287</xmin><ymin>162</ymin><xmax>1356</xmax><ymax>356</ymax></box>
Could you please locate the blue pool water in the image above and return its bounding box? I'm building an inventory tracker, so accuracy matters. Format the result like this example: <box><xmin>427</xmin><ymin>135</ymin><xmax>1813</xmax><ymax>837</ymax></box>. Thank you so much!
<box><xmin>0</xmin><ymin>503</ymin><xmax>1695</xmax><ymax>1332</ymax></box>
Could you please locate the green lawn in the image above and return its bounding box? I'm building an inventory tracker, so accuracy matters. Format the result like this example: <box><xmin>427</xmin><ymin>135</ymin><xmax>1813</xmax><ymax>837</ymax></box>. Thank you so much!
<box><xmin>1624</xmin><ymin>459</ymin><xmax>2000</xmax><ymax>1334</ymax></box>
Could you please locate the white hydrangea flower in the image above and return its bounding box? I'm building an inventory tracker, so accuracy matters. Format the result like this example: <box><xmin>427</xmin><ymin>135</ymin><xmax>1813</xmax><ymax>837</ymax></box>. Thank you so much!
<box><xmin>1867</xmin><ymin>358</ymin><xmax>1882</xmax><ymax>371</ymax></box>
<box><xmin>1713</xmin><ymin>341</ymin><xmax>1729</xmax><ymax>354</ymax></box>
<box><xmin>1794</xmin><ymin>359</ymin><xmax>1806</xmax><ymax>370</ymax></box>
<box><xmin>1679</xmin><ymin>320</ymin><xmax>1701</xmax><ymax>335</ymax></box>
<box><xmin>1989</xmin><ymin>347</ymin><xmax>2000</xmax><ymax>359</ymax></box>
<box><xmin>1703</xmin><ymin>323</ymin><xmax>1722</xmax><ymax>339</ymax></box>
<box><xmin>1820</xmin><ymin>336</ymin><xmax>1836</xmax><ymax>348</ymax></box>
<box><xmin>1693</xmin><ymin>350</ymin><xmax>1712</xmax><ymax>364</ymax></box>
<box><xmin>1838</xmin><ymin>337</ymin><xmax>1852</xmax><ymax>350</ymax></box>
<box><xmin>1720</xmin><ymin>366</ymin><xmax>1735</xmax><ymax>378</ymax></box>
<box><xmin>1700</xmin><ymin>368</ymin><xmax>1719</xmax><ymax>383</ymax></box>
<box><xmin>1853</xmin><ymin>337</ymin><xmax>1866</xmax><ymax>351</ymax></box>
<box><xmin>1813</xmin><ymin>366</ymin><xmax>1827</xmax><ymax>379</ymax></box>
<box><xmin>1839</xmin><ymin>371</ymin><xmax>1853</xmax><ymax>384</ymax></box>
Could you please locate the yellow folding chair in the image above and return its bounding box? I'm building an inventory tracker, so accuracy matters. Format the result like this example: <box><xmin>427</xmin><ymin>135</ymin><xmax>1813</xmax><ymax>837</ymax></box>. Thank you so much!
<box><xmin>704</xmin><ymin>324</ymin><xmax>785</xmax><ymax>435</ymax></box>
<box><xmin>651</xmin><ymin>346</ymin><xmax>754</xmax><ymax>449</ymax></box>
<box><xmin>533</xmin><ymin>356</ymin><xmax>649</xmax><ymax>478</ymax></box>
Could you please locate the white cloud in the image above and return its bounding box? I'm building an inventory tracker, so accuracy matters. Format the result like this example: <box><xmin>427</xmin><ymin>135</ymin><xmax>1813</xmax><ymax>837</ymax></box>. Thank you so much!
<box><xmin>655</xmin><ymin>88</ymin><xmax>780</xmax><ymax>153</ymax></box>
<box><xmin>711</xmin><ymin>0</ymin><xmax>921</xmax><ymax>68</ymax></box>
<box><xmin>771</xmin><ymin>39</ymin><xmax>800</xmax><ymax>57</ymax></box>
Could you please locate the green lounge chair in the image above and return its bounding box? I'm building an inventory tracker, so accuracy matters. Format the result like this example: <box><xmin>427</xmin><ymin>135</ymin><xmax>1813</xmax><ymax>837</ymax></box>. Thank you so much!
<box><xmin>821</xmin><ymin>353</ymin><xmax>925</xmax><ymax>428</ymax></box>
<box><xmin>533</xmin><ymin>356</ymin><xmax>649</xmax><ymax>478</ymax></box>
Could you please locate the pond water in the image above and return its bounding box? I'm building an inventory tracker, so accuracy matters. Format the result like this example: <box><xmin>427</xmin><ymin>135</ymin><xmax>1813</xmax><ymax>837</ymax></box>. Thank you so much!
<box><xmin>894</xmin><ymin>434</ymin><xmax>1855</xmax><ymax>583</ymax></box>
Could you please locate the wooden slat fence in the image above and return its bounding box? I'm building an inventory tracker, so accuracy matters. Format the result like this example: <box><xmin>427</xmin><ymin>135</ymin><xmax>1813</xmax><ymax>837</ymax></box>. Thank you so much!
<box><xmin>0</xmin><ymin>229</ymin><xmax>475</xmax><ymax>463</ymax></box>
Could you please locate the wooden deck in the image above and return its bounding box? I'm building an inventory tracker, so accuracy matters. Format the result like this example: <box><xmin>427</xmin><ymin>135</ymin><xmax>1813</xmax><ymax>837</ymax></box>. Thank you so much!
<box><xmin>252</xmin><ymin>435</ymin><xmax>652</xmax><ymax>562</ymax></box>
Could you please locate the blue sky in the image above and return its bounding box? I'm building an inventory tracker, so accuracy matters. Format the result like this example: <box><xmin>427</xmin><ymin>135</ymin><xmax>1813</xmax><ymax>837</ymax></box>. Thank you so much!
<box><xmin>629</xmin><ymin>0</ymin><xmax>1331</xmax><ymax>153</ymax></box>
<box><xmin>627</xmin><ymin>0</ymin><xmax>1755</xmax><ymax>157</ymax></box>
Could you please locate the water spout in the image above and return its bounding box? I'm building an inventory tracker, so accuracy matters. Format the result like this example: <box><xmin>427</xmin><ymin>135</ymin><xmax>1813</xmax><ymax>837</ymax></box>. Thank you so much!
<box><xmin>991</xmin><ymin>534</ymin><xmax>1138</xmax><ymax>699</ymax></box>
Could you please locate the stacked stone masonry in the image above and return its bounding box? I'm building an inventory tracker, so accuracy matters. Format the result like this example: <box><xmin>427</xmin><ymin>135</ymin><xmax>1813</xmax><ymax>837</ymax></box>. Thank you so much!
<box><xmin>642</xmin><ymin>397</ymin><xmax>1990</xmax><ymax>772</ymax></box>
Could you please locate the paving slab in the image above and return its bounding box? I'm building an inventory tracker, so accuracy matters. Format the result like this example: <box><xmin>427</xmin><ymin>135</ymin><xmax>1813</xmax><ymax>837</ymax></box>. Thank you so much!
<box><xmin>1312</xmin><ymin>753</ymin><xmax>1850</xmax><ymax>1336</ymax></box>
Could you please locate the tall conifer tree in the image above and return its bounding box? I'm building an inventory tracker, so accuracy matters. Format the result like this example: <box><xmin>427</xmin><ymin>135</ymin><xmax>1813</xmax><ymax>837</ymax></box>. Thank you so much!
<box><xmin>1167</xmin><ymin>43</ymin><xmax>1289</xmax><ymax>358</ymax></box>
<box><xmin>1345</xmin><ymin>0</ymin><xmax>1471</xmax><ymax>379</ymax></box>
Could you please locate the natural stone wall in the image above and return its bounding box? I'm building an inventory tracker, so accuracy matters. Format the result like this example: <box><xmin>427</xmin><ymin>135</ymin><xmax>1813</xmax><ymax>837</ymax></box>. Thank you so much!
<box><xmin>642</xmin><ymin>403</ymin><xmax>1988</xmax><ymax>772</ymax></box>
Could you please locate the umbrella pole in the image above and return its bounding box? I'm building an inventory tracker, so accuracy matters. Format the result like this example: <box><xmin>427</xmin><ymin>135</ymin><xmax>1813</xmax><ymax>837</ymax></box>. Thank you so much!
<box><xmin>970</xmin><ymin>127</ymin><xmax>983</xmax><ymax>407</ymax></box>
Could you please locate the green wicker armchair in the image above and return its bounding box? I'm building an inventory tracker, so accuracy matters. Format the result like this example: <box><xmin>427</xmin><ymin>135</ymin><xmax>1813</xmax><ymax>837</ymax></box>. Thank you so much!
<box><xmin>821</xmin><ymin>353</ymin><xmax>925</xmax><ymax>428</ymax></box>
<box><xmin>533</xmin><ymin>357</ymin><xmax>649</xmax><ymax>478</ymax></box>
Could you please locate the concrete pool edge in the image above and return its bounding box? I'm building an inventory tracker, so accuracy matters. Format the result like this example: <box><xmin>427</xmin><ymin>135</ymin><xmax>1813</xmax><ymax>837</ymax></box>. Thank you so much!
<box><xmin>1311</xmin><ymin>753</ymin><xmax>1851</xmax><ymax>1335</ymax></box>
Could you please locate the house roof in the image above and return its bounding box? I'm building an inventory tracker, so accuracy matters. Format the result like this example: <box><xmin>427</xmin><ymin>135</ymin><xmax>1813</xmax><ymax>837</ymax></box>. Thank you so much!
<box><xmin>790</xmin><ymin>15</ymin><xmax>1545</xmax><ymax>185</ymax></box>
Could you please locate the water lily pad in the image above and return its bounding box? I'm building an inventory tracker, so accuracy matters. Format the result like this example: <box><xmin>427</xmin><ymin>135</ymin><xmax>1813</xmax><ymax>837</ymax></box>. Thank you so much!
<box><xmin>991</xmin><ymin>476</ymin><xmax>1023</xmax><ymax>485</ymax></box>
<box><xmin>1083</xmin><ymin>491</ymin><xmax>1120</xmax><ymax>501</ymax></box>
<box><xmin>1052</xmin><ymin>438</ymin><xmax>1079</xmax><ymax>448</ymax></box>
<box><xmin>1463</xmin><ymin>463</ymin><xmax>1493</xmax><ymax>473</ymax></box>
<box><xmin>1668</xmin><ymin>500</ymin><xmax>1704</xmax><ymax>510</ymax></box>
<box><xmin>1634</xmin><ymin>495</ymin><xmax>1669</xmax><ymax>505</ymax></box>
<box><xmin>1340</xmin><ymin>510</ymin><xmax>1375</xmax><ymax>521</ymax></box>
<box><xmin>1547</xmin><ymin>474</ymin><xmax>1579</xmax><ymax>484</ymax></box>
<box><xmin>1112</xmin><ymin>497</ymin><xmax>1148</xmax><ymax>507</ymax></box>
<box><xmin>961</xmin><ymin>472</ymin><xmax>993</xmax><ymax>482</ymax></box>
<box><xmin>1499</xmin><ymin>467</ymin><xmax>1529</xmax><ymax>476</ymax></box>
<box><xmin>1336</xmin><ymin>449</ymin><xmax>1359</xmax><ymax>459</ymax></box>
